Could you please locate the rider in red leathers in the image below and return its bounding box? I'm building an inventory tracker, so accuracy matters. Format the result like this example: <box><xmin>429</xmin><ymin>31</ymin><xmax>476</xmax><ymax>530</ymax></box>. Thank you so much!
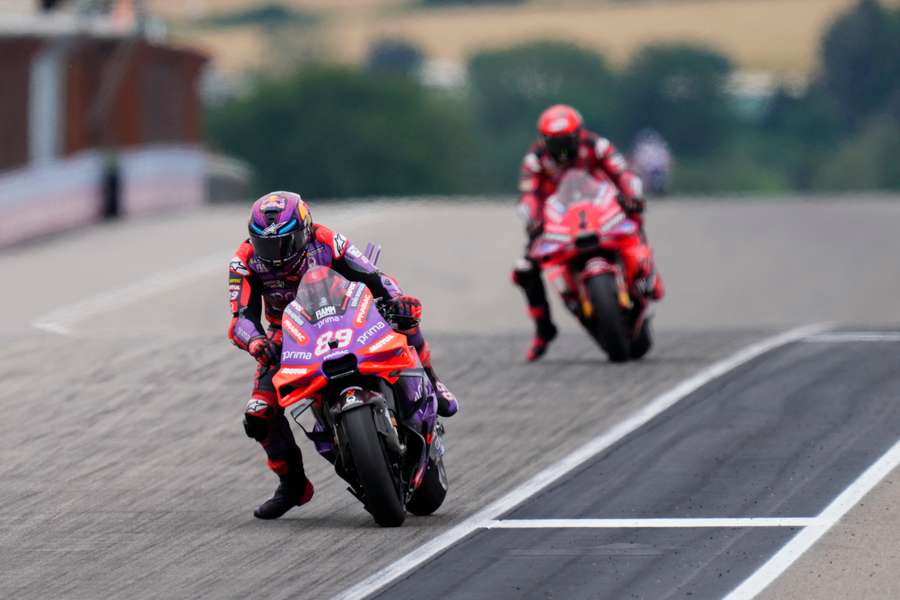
<box><xmin>512</xmin><ymin>104</ymin><xmax>665</xmax><ymax>361</ymax></box>
<box><xmin>229</xmin><ymin>191</ymin><xmax>458</xmax><ymax>520</ymax></box>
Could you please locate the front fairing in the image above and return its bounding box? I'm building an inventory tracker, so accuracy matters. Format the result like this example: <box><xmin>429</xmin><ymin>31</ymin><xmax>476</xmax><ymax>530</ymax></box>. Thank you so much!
<box><xmin>529</xmin><ymin>170</ymin><xmax>634</xmax><ymax>265</ymax></box>
<box><xmin>273</xmin><ymin>267</ymin><xmax>418</xmax><ymax>409</ymax></box>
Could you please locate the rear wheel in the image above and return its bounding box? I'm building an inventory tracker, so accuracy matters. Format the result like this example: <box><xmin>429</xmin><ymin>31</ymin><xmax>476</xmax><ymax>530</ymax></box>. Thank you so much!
<box><xmin>586</xmin><ymin>274</ymin><xmax>630</xmax><ymax>362</ymax></box>
<box><xmin>406</xmin><ymin>457</ymin><xmax>448</xmax><ymax>516</ymax></box>
<box><xmin>341</xmin><ymin>406</ymin><xmax>406</xmax><ymax>527</ymax></box>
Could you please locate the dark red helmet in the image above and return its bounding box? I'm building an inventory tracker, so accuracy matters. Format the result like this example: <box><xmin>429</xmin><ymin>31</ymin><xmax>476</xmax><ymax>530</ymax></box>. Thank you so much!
<box><xmin>537</xmin><ymin>104</ymin><xmax>583</xmax><ymax>163</ymax></box>
<box><xmin>248</xmin><ymin>191</ymin><xmax>313</xmax><ymax>266</ymax></box>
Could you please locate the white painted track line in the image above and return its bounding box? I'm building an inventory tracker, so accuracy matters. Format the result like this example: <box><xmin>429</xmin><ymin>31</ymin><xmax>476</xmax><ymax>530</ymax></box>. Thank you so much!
<box><xmin>724</xmin><ymin>438</ymin><xmax>900</xmax><ymax>600</ymax></box>
<box><xmin>32</xmin><ymin>253</ymin><xmax>224</xmax><ymax>335</ymax></box>
<box><xmin>485</xmin><ymin>518</ymin><xmax>817</xmax><ymax>529</ymax></box>
<box><xmin>334</xmin><ymin>323</ymin><xmax>828</xmax><ymax>600</ymax></box>
<box><xmin>30</xmin><ymin>208</ymin><xmax>374</xmax><ymax>335</ymax></box>
<box><xmin>804</xmin><ymin>332</ymin><xmax>900</xmax><ymax>343</ymax></box>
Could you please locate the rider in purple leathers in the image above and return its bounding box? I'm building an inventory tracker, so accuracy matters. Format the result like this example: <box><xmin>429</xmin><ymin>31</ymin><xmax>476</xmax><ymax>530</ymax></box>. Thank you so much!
<box><xmin>229</xmin><ymin>191</ymin><xmax>458</xmax><ymax>520</ymax></box>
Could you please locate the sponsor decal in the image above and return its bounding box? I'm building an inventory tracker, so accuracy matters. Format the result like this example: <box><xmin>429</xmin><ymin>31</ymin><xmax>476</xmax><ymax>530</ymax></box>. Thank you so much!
<box><xmin>262</xmin><ymin>221</ymin><xmax>281</xmax><ymax>235</ymax></box>
<box><xmin>354</xmin><ymin>292</ymin><xmax>372</xmax><ymax>327</ymax></box>
<box><xmin>347</xmin><ymin>244</ymin><xmax>363</xmax><ymax>259</ymax></box>
<box><xmin>284</xmin><ymin>304</ymin><xmax>304</xmax><ymax>325</ymax></box>
<box><xmin>282</xmin><ymin>350</ymin><xmax>313</xmax><ymax>361</ymax></box>
<box><xmin>547</xmin><ymin>117</ymin><xmax>570</xmax><ymax>133</ymax></box>
<box><xmin>367</xmin><ymin>333</ymin><xmax>397</xmax><ymax>353</ymax></box>
<box><xmin>229</xmin><ymin>277</ymin><xmax>241</xmax><ymax>285</ymax></box>
<box><xmin>245</xmin><ymin>399</ymin><xmax>269</xmax><ymax>415</ymax></box>
<box><xmin>380</xmin><ymin>275</ymin><xmax>399</xmax><ymax>295</ymax></box>
<box><xmin>344</xmin><ymin>391</ymin><xmax>362</xmax><ymax>406</ymax></box>
<box><xmin>333</xmin><ymin>233</ymin><xmax>348</xmax><ymax>256</ymax></box>
<box><xmin>229</xmin><ymin>257</ymin><xmax>249</xmax><ymax>276</ymax></box>
<box><xmin>236</xmin><ymin>328</ymin><xmax>252</xmax><ymax>342</ymax></box>
<box><xmin>283</xmin><ymin>317</ymin><xmax>309</xmax><ymax>344</ymax></box>
<box><xmin>356</xmin><ymin>321</ymin><xmax>386</xmax><ymax>345</ymax></box>
<box><xmin>315</xmin><ymin>305</ymin><xmax>337</xmax><ymax>320</ymax></box>
<box><xmin>349</xmin><ymin>283</ymin><xmax>365</xmax><ymax>307</ymax></box>
<box><xmin>260</xmin><ymin>194</ymin><xmax>286</xmax><ymax>211</ymax></box>
<box><xmin>600</xmin><ymin>212</ymin><xmax>625</xmax><ymax>233</ymax></box>
<box><xmin>248</xmin><ymin>257</ymin><xmax>268</xmax><ymax>273</ymax></box>
<box><xmin>548</xmin><ymin>194</ymin><xmax>566</xmax><ymax>217</ymax></box>
<box><xmin>315</xmin><ymin>316</ymin><xmax>341</xmax><ymax>327</ymax></box>
<box><xmin>281</xmin><ymin>366</ymin><xmax>309</xmax><ymax>376</ymax></box>
<box><xmin>264</xmin><ymin>280</ymin><xmax>285</xmax><ymax>288</ymax></box>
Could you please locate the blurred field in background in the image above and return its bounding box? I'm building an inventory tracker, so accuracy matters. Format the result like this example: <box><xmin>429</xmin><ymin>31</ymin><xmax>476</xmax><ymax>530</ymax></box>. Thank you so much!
<box><xmin>152</xmin><ymin>0</ymin><xmax>900</xmax><ymax>75</ymax></box>
<box><xmin>2</xmin><ymin>0</ymin><xmax>899</xmax><ymax>210</ymax></box>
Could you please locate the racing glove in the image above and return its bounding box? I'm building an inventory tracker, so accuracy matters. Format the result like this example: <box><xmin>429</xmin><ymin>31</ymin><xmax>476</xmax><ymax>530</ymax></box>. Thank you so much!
<box><xmin>618</xmin><ymin>193</ymin><xmax>646</xmax><ymax>215</ymax></box>
<box><xmin>248</xmin><ymin>336</ymin><xmax>279</xmax><ymax>367</ymax></box>
<box><xmin>380</xmin><ymin>295</ymin><xmax>423</xmax><ymax>331</ymax></box>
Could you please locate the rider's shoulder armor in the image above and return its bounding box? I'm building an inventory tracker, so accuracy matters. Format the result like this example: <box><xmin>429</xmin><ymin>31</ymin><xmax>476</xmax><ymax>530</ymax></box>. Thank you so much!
<box><xmin>313</xmin><ymin>223</ymin><xmax>351</xmax><ymax>261</ymax></box>
<box><xmin>230</xmin><ymin>241</ymin><xmax>254</xmax><ymax>276</ymax></box>
<box><xmin>586</xmin><ymin>131</ymin><xmax>611</xmax><ymax>160</ymax></box>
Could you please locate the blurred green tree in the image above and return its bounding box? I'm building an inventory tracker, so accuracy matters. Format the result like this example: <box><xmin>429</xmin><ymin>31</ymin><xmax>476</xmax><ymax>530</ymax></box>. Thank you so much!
<box><xmin>758</xmin><ymin>85</ymin><xmax>845</xmax><ymax>189</ymax></box>
<box><xmin>365</xmin><ymin>39</ymin><xmax>424</xmax><ymax>77</ymax></box>
<box><xmin>467</xmin><ymin>41</ymin><xmax>620</xmax><ymax>189</ymax></box>
<box><xmin>820</xmin><ymin>0</ymin><xmax>900</xmax><ymax>125</ymax></box>
<box><xmin>207</xmin><ymin>66</ymin><xmax>478</xmax><ymax>198</ymax></box>
<box><xmin>620</xmin><ymin>44</ymin><xmax>734</xmax><ymax>157</ymax></box>
<box><xmin>813</xmin><ymin>113</ymin><xmax>900</xmax><ymax>190</ymax></box>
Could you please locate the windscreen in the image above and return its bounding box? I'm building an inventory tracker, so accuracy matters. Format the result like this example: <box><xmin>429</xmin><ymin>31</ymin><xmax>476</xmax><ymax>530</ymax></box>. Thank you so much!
<box><xmin>547</xmin><ymin>169</ymin><xmax>613</xmax><ymax>215</ymax></box>
<box><xmin>295</xmin><ymin>266</ymin><xmax>353</xmax><ymax>322</ymax></box>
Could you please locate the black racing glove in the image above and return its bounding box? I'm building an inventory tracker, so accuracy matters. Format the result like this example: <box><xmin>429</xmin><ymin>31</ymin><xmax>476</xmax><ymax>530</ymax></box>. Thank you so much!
<box><xmin>248</xmin><ymin>336</ymin><xmax>279</xmax><ymax>367</ymax></box>
<box><xmin>618</xmin><ymin>193</ymin><xmax>645</xmax><ymax>215</ymax></box>
<box><xmin>378</xmin><ymin>295</ymin><xmax>423</xmax><ymax>331</ymax></box>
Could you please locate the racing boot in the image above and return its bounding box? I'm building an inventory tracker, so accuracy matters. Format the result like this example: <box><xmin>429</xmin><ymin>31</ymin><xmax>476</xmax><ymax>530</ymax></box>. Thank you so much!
<box><xmin>527</xmin><ymin>307</ymin><xmax>558</xmax><ymax>362</ymax></box>
<box><xmin>416</xmin><ymin>340</ymin><xmax>458</xmax><ymax>417</ymax></box>
<box><xmin>254</xmin><ymin>476</ymin><xmax>314</xmax><ymax>520</ymax></box>
<box><xmin>424</xmin><ymin>365</ymin><xmax>458</xmax><ymax>417</ymax></box>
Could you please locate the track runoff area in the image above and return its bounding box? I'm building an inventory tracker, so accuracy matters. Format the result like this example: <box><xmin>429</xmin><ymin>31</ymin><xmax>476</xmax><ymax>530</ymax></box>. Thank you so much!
<box><xmin>339</xmin><ymin>326</ymin><xmax>900</xmax><ymax>600</ymax></box>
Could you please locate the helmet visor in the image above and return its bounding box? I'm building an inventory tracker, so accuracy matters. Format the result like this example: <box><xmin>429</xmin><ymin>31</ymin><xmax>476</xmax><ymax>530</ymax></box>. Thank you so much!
<box><xmin>544</xmin><ymin>134</ymin><xmax>579</xmax><ymax>163</ymax></box>
<box><xmin>249</xmin><ymin>222</ymin><xmax>309</xmax><ymax>264</ymax></box>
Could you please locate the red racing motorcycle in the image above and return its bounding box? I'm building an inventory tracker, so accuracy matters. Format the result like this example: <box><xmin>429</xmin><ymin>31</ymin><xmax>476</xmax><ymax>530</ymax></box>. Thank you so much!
<box><xmin>529</xmin><ymin>169</ymin><xmax>653</xmax><ymax>362</ymax></box>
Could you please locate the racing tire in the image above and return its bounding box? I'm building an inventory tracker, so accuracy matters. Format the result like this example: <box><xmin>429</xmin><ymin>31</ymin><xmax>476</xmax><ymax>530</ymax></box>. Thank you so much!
<box><xmin>586</xmin><ymin>274</ymin><xmax>631</xmax><ymax>363</ymax></box>
<box><xmin>341</xmin><ymin>406</ymin><xmax>406</xmax><ymax>527</ymax></box>
<box><xmin>630</xmin><ymin>317</ymin><xmax>653</xmax><ymax>360</ymax></box>
<box><xmin>406</xmin><ymin>457</ymin><xmax>448</xmax><ymax>516</ymax></box>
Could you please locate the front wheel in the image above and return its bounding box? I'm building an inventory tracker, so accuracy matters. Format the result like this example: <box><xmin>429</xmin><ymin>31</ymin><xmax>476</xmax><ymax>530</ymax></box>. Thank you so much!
<box><xmin>340</xmin><ymin>406</ymin><xmax>406</xmax><ymax>527</ymax></box>
<box><xmin>586</xmin><ymin>274</ymin><xmax>631</xmax><ymax>362</ymax></box>
<box><xmin>630</xmin><ymin>317</ymin><xmax>653</xmax><ymax>360</ymax></box>
<box><xmin>406</xmin><ymin>457</ymin><xmax>448</xmax><ymax>516</ymax></box>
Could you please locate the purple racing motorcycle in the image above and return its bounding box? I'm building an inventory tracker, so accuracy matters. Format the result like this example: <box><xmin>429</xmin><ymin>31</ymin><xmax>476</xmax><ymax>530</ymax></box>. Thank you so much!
<box><xmin>272</xmin><ymin>260</ymin><xmax>447</xmax><ymax>527</ymax></box>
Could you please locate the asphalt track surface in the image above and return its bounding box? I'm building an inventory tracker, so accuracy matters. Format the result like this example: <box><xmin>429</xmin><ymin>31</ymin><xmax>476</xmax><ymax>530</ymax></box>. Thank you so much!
<box><xmin>1</xmin><ymin>197</ymin><xmax>899</xmax><ymax>599</ymax></box>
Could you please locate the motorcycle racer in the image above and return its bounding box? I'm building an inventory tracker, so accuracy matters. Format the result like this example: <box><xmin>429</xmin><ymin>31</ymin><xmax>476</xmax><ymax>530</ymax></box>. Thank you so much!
<box><xmin>513</xmin><ymin>104</ymin><xmax>665</xmax><ymax>361</ymax></box>
<box><xmin>229</xmin><ymin>191</ymin><xmax>458</xmax><ymax>520</ymax></box>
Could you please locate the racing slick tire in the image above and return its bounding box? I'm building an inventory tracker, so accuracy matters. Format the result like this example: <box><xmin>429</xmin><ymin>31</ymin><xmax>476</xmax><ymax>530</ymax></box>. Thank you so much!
<box><xmin>586</xmin><ymin>274</ymin><xmax>631</xmax><ymax>363</ymax></box>
<box><xmin>341</xmin><ymin>406</ymin><xmax>406</xmax><ymax>527</ymax></box>
<box><xmin>630</xmin><ymin>317</ymin><xmax>653</xmax><ymax>360</ymax></box>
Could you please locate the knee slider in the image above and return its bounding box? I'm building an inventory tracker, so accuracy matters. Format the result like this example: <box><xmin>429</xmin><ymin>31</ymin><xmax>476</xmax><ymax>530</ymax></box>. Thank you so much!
<box><xmin>243</xmin><ymin>398</ymin><xmax>273</xmax><ymax>441</ymax></box>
